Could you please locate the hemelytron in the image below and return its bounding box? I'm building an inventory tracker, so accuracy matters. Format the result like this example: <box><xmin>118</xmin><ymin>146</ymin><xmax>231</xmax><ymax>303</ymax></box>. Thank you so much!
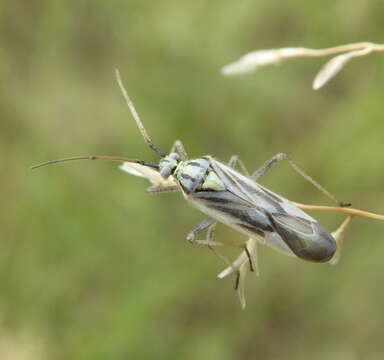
<box><xmin>33</xmin><ymin>70</ymin><xmax>384</xmax><ymax>308</ymax></box>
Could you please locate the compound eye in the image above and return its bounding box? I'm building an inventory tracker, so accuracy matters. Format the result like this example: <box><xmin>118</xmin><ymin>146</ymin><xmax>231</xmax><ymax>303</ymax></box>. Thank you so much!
<box><xmin>160</xmin><ymin>167</ymin><xmax>172</xmax><ymax>179</ymax></box>
<box><xmin>169</xmin><ymin>153</ymin><xmax>180</xmax><ymax>160</ymax></box>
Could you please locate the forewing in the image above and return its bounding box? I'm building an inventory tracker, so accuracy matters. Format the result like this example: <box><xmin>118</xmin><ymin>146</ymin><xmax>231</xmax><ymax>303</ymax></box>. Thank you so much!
<box><xmin>208</xmin><ymin>157</ymin><xmax>316</xmax><ymax>221</ymax></box>
<box><xmin>209</xmin><ymin>157</ymin><xmax>260</xmax><ymax>205</ymax></box>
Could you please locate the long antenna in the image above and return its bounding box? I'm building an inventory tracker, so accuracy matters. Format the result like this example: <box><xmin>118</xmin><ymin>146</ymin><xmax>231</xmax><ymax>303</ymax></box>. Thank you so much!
<box><xmin>31</xmin><ymin>156</ymin><xmax>159</xmax><ymax>170</ymax></box>
<box><xmin>115</xmin><ymin>69</ymin><xmax>166</xmax><ymax>158</ymax></box>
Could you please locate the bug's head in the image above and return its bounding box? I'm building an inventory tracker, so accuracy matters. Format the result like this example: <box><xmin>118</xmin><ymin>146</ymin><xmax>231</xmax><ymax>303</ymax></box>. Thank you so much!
<box><xmin>158</xmin><ymin>152</ymin><xmax>180</xmax><ymax>179</ymax></box>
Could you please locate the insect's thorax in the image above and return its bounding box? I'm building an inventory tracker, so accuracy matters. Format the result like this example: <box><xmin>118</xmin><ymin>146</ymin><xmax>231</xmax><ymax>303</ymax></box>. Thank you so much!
<box><xmin>174</xmin><ymin>157</ymin><xmax>225</xmax><ymax>195</ymax></box>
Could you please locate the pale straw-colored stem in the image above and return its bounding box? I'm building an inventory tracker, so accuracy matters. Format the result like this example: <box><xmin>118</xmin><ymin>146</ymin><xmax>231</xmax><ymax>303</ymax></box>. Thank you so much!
<box><xmin>222</xmin><ymin>42</ymin><xmax>384</xmax><ymax>88</ymax></box>
<box><xmin>298</xmin><ymin>42</ymin><xmax>384</xmax><ymax>57</ymax></box>
<box><xmin>292</xmin><ymin>202</ymin><xmax>384</xmax><ymax>221</ymax></box>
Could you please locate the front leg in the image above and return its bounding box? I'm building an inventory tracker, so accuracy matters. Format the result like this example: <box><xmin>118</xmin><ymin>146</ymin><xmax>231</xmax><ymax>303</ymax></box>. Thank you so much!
<box><xmin>170</xmin><ymin>140</ymin><xmax>188</xmax><ymax>161</ymax></box>
<box><xmin>146</xmin><ymin>185</ymin><xmax>180</xmax><ymax>194</ymax></box>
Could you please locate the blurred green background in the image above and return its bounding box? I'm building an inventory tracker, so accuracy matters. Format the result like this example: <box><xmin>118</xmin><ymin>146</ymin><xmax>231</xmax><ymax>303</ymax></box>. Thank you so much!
<box><xmin>1</xmin><ymin>1</ymin><xmax>384</xmax><ymax>359</ymax></box>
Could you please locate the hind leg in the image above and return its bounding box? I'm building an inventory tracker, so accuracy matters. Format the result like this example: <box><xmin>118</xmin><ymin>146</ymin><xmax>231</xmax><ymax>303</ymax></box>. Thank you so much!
<box><xmin>251</xmin><ymin>153</ymin><xmax>351</xmax><ymax>207</ymax></box>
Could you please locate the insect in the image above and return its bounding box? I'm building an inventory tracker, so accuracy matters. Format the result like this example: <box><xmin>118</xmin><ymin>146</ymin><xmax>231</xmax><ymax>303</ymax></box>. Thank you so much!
<box><xmin>33</xmin><ymin>70</ymin><xmax>384</xmax><ymax>308</ymax></box>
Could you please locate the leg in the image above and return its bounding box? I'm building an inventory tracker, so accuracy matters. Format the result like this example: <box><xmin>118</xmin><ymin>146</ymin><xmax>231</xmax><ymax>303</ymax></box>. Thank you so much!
<box><xmin>187</xmin><ymin>220</ymin><xmax>238</xmax><ymax>264</ymax></box>
<box><xmin>227</xmin><ymin>155</ymin><xmax>250</xmax><ymax>176</ymax></box>
<box><xmin>251</xmin><ymin>153</ymin><xmax>351</xmax><ymax>207</ymax></box>
<box><xmin>193</xmin><ymin>222</ymin><xmax>244</xmax><ymax>287</ymax></box>
<box><xmin>186</xmin><ymin>218</ymin><xmax>215</xmax><ymax>242</ymax></box>
<box><xmin>186</xmin><ymin>216</ymin><xmax>255</xmax><ymax>273</ymax></box>
<box><xmin>170</xmin><ymin>140</ymin><xmax>188</xmax><ymax>161</ymax></box>
<box><xmin>205</xmin><ymin>223</ymin><xmax>240</xmax><ymax>272</ymax></box>
<box><xmin>193</xmin><ymin>224</ymin><xmax>254</xmax><ymax>273</ymax></box>
<box><xmin>145</xmin><ymin>185</ymin><xmax>180</xmax><ymax>194</ymax></box>
<box><xmin>188</xmin><ymin>226</ymin><xmax>255</xmax><ymax>272</ymax></box>
<box><xmin>187</xmin><ymin>222</ymin><xmax>238</xmax><ymax>247</ymax></box>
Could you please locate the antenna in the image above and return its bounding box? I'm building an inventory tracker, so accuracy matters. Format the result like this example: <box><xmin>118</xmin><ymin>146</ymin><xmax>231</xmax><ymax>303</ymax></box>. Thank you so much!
<box><xmin>115</xmin><ymin>69</ymin><xmax>166</xmax><ymax>157</ymax></box>
<box><xmin>31</xmin><ymin>156</ymin><xmax>159</xmax><ymax>170</ymax></box>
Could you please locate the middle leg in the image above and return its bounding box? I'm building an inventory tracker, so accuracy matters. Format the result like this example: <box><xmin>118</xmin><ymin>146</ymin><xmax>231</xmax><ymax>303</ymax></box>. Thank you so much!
<box><xmin>186</xmin><ymin>220</ymin><xmax>255</xmax><ymax>273</ymax></box>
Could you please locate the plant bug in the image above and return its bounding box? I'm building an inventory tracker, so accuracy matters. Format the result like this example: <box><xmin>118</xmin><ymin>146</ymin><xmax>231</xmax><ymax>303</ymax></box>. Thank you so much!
<box><xmin>32</xmin><ymin>70</ymin><xmax>384</xmax><ymax>308</ymax></box>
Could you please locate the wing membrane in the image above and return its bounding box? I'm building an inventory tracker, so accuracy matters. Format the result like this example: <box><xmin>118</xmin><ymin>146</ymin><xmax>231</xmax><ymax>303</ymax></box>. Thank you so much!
<box><xmin>271</xmin><ymin>213</ymin><xmax>315</xmax><ymax>235</ymax></box>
